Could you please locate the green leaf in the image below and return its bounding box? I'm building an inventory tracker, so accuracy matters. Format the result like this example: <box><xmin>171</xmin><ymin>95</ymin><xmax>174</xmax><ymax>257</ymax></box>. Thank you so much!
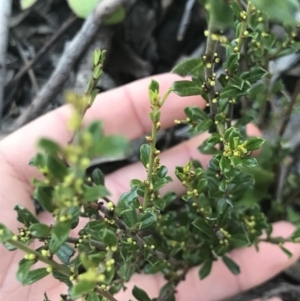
<box><xmin>172</xmin><ymin>58</ymin><xmax>204</xmax><ymax>78</ymax></box>
<box><xmin>241</xmin><ymin>67</ymin><xmax>268</xmax><ymax>84</ymax></box>
<box><xmin>184</xmin><ymin>106</ymin><xmax>208</xmax><ymax>120</ymax></box>
<box><xmin>197</xmin><ymin>178</ymin><xmax>208</xmax><ymax>192</ymax></box>
<box><xmin>29</xmin><ymin>223</ymin><xmax>50</xmax><ymax>238</ymax></box>
<box><xmin>95</xmin><ymin>136</ymin><xmax>128</xmax><ymax>157</ymax></box>
<box><xmin>245</xmin><ymin>137</ymin><xmax>265</xmax><ymax>151</ymax></box>
<box><xmin>46</xmin><ymin>155</ymin><xmax>68</xmax><ymax>180</ymax></box>
<box><xmin>56</xmin><ymin>243</ymin><xmax>75</xmax><ymax>264</ymax></box>
<box><xmin>206</xmin><ymin>133</ymin><xmax>221</xmax><ymax>146</ymax></box>
<box><xmin>71</xmin><ymin>280</ymin><xmax>96</xmax><ymax>299</ymax></box>
<box><xmin>172</xmin><ymin>81</ymin><xmax>202</xmax><ymax>97</ymax></box>
<box><xmin>67</xmin><ymin>0</ymin><xmax>99</xmax><ymax>18</ymax></box>
<box><xmin>87</xmin><ymin>292</ymin><xmax>102</xmax><ymax>301</ymax></box>
<box><xmin>230</xmin><ymin>234</ymin><xmax>250</xmax><ymax>248</ymax></box>
<box><xmin>99</xmin><ymin>228</ymin><xmax>117</xmax><ymax>246</ymax></box>
<box><xmin>115</xmin><ymin>187</ymin><xmax>139</xmax><ymax>216</ymax></box>
<box><xmin>37</xmin><ymin>138</ymin><xmax>61</xmax><ymax>154</ymax></box>
<box><xmin>199</xmin><ymin>258</ymin><xmax>213</xmax><ymax>279</ymax></box>
<box><xmin>83</xmin><ymin>185</ymin><xmax>110</xmax><ymax>202</ymax></box>
<box><xmin>280</xmin><ymin>246</ymin><xmax>293</xmax><ymax>258</ymax></box>
<box><xmin>153</xmin><ymin>176</ymin><xmax>172</xmax><ymax>191</ymax></box>
<box><xmin>138</xmin><ymin>209</ymin><xmax>157</xmax><ymax>230</ymax></box>
<box><xmin>192</xmin><ymin>218</ymin><xmax>215</xmax><ymax>238</ymax></box>
<box><xmin>193</xmin><ymin>119</ymin><xmax>213</xmax><ymax>134</ymax></box>
<box><xmin>251</xmin><ymin>0</ymin><xmax>299</xmax><ymax>25</ymax></box>
<box><xmin>86</xmin><ymin>121</ymin><xmax>103</xmax><ymax>139</ymax></box>
<box><xmin>229</xmin><ymin>156</ymin><xmax>242</xmax><ymax>168</ymax></box>
<box><xmin>53</xmin><ymin>270</ymin><xmax>72</xmax><ymax>287</ymax></box>
<box><xmin>148</xmin><ymin>79</ymin><xmax>159</xmax><ymax>93</ymax></box>
<box><xmin>225</xmin><ymin>53</ymin><xmax>239</xmax><ymax>73</ymax></box>
<box><xmin>220</xmin><ymin>81</ymin><xmax>251</xmax><ymax>99</ymax></box>
<box><xmin>241</xmin><ymin>158</ymin><xmax>258</xmax><ymax>168</ymax></box>
<box><xmin>92</xmin><ymin>168</ymin><xmax>105</xmax><ymax>186</ymax></box>
<box><xmin>198</xmin><ymin>141</ymin><xmax>218</xmax><ymax>155</ymax></box>
<box><xmin>230</xmin><ymin>77</ymin><xmax>246</xmax><ymax>90</ymax></box>
<box><xmin>140</xmin><ymin>144</ymin><xmax>150</xmax><ymax>168</ymax></box>
<box><xmin>132</xmin><ymin>286</ymin><xmax>151</xmax><ymax>301</ymax></box>
<box><xmin>118</xmin><ymin>262</ymin><xmax>134</xmax><ymax>282</ymax></box>
<box><xmin>209</xmin><ymin>0</ymin><xmax>234</xmax><ymax>29</ymax></box>
<box><xmin>287</xmin><ymin>208</ymin><xmax>300</xmax><ymax>224</ymax></box>
<box><xmin>33</xmin><ymin>186</ymin><xmax>56</xmax><ymax>212</ymax></box>
<box><xmin>14</xmin><ymin>205</ymin><xmax>39</xmax><ymax>227</ymax></box>
<box><xmin>0</xmin><ymin>223</ymin><xmax>14</xmax><ymax>243</ymax></box>
<box><xmin>222</xmin><ymin>255</ymin><xmax>240</xmax><ymax>275</ymax></box>
<box><xmin>20</xmin><ymin>0</ymin><xmax>38</xmax><ymax>10</ymax></box>
<box><xmin>290</xmin><ymin>227</ymin><xmax>300</xmax><ymax>240</ymax></box>
<box><xmin>29</xmin><ymin>152</ymin><xmax>45</xmax><ymax>167</ymax></box>
<box><xmin>93</xmin><ymin>49</ymin><xmax>102</xmax><ymax>66</ymax></box>
<box><xmin>219</xmin><ymin>156</ymin><xmax>231</xmax><ymax>173</ymax></box>
<box><xmin>17</xmin><ymin>259</ymin><xmax>34</xmax><ymax>284</ymax></box>
<box><xmin>49</xmin><ymin>222</ymin><xmax>71</xmax><ymax>254</ymax></box>
<box><xmin>103</xmin><ymin>6</ymin><xmax>126</xmax><ymax>25</ymax></box>
<box><xmin>23</xmin><ymin>268</ymin><xmax>49</xmax><ymax>285</ymax></box>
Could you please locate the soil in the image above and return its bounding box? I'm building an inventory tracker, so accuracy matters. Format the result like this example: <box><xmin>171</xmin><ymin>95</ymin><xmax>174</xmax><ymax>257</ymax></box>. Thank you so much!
<box><xmin>1</xmin><ymin>0</ymin><xmax>300</xmax><ymax>300</ymax></box>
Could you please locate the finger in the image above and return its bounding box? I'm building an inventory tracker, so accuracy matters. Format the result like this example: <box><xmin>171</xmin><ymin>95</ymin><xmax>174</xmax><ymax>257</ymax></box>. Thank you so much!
<box><xmin>105</xmin><ymin>123</ymin><xmax>261</xmax><ymax>201</ymax></box>
<box><xmin>0</xmin><ymin>73</ymin><xmax>204</xmax><ymax>186</ymax></box>
<box><xmin>114</xmin><ymin>222</ymin><xmax>300</xmax><ymax>301</ymax></box>
<box><xmin>176</xmin><ymin>221</ymin><xmax>300</xmax><ymax>301</ymax></box>
<box><xmin>252</xmin><ymin>298</ymin><xmax>282</xmax><ymax>301</ymax></box>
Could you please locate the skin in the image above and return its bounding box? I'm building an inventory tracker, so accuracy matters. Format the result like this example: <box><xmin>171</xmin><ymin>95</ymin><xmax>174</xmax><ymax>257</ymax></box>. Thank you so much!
<box><xmin>0</xmin><ymin>73</ymin><xmax>297</xmax><ymax>301</ymax></box>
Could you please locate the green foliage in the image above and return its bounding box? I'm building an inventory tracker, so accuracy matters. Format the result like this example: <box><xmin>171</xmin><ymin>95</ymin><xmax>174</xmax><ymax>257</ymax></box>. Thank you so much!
<box><xmin>251</xmin><ymin>0</ymin><xmax>299</xmax><ymax>25</ymax></box>
<box><xmin>20</xmin><ymin>0</ymin><xmax>37</xmax><ymax>9</ymax></box>
<box><xmin>20</xmin><ymin>0</ymin><xmax>126</xmax><ymax>24</ymax></box>
<box><xmin>132</xmin><ymin>286</ymin><xmax>151</xmax><ymax>301</ymax></box>
<box><xmin>2</xmin><ymin>4</ymin><xmax>300</xmax><ymax>301</ymax></box>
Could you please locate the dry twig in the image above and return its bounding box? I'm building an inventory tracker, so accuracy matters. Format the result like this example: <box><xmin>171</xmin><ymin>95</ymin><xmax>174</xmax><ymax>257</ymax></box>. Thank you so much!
<box><xmin>7</xmin><ymin>14</ymin><xmax>77</xmax><ymax>87</ymax></box>
<box><xmin>13</xmin><ymin>0</ymin><xmax>125</xmax><ymax>129</ymax></box>
<box><xmin>0</xmin><ymin>0</ymin><xmax>12</xmax><ymax>128</ymax></box>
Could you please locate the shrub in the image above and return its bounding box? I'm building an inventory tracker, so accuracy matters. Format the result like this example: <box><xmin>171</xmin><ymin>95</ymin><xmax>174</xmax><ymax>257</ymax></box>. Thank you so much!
<box><xmin>1</xmin><ymin>1</ymin><xmax>300</xmax><ymax>301</ymax></box>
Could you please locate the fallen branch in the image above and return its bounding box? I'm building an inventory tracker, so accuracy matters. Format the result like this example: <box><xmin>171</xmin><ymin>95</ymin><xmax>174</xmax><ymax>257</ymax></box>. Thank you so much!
<box><xmin>13</xmin><ymin>0</ymin><xmax>125</xmax><ymax>129</ymax></box>
<box><xmin>7</xmin><ymin>14</ymin><xmax>77</xmax><ymax>87</ymax></box>
<box><xmin>0</xmin><ymin>0</ymin><xmax>12</xmax><ymax>129</ymax></box>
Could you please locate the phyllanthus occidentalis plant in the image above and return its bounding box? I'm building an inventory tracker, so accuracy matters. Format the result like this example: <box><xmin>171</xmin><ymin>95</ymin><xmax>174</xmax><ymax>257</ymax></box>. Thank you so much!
<box><xmin>1</xmin><ymin>1</ymin><xmax>300</xmax><ymax>301</ymax></box>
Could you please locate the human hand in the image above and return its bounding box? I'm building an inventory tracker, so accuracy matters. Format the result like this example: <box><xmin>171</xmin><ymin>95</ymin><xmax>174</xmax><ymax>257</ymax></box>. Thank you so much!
<box><xmin>0</xmin><ymin>73</ymin><xmax>299</xmax><ymax>301</ymax></box>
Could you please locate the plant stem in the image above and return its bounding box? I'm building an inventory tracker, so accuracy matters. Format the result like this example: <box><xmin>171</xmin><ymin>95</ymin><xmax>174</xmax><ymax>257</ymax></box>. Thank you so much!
<box><xmin>143</xmin><ymin>121</ymin><xmax>157</xmax><ymax>210</ymax></box>
<box><xmin>237</xmin><ymin>3</ymin><xmax>251</xmax><ymax>52</ymax></box>
<box><xmin>95</xmin><ymin>203</ymin><xmax>183</xmax><ymax>267</ymax></box>
<box><xmin>67</xmin><ymin>237</ymin><xmax>106</xmax><ymax>250</ymax></box>
<box><xmin>156</xmin><ymin>267</ymin><xmax>189</xmax><ymax>301</ymax></box>
<box><xmin>7</xmin><ymin>239</ymin><xmax>71</xmax><ymax>276</ymax></box>
<box><xmin>204</xmin><ymin>19</ymin><xmax>218</xmax><ymax>119</ymax></box>
<box><xmin>143</xmin><ymin>88</ymin><xmax>172</xmax><ymax>210</ymax></box>
<box><xmin>95</xmin><ymin>287</ymin><xmax>119</xmax><ymax>301</ymax></box>
<box><xmin>185</xmin><ymin>182</ymin><xmax>206</xmax><ymax>219</ymax></box>
<box><xmin>278</xmin><ymin>78</ymin><xmax>300</xmax><ymax>138</ymax></box>
<box><xmin>160</xmin><ymin>87</ymin><xmax>173</xmax><ymax>107</ymax></box>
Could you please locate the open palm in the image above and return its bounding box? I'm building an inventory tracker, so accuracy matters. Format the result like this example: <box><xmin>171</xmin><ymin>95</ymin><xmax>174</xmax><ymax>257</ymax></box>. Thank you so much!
<box><xmin>0</xmin><ymin>74</ymin><xmax>298</xmax><ymax>301</ymax></box>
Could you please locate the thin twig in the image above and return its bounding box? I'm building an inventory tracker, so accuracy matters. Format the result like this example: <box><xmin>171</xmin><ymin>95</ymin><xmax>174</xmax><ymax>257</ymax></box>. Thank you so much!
<box><xmin>204</xmin><ymin>19</ymin><xmax>218</xmax><ymax>119</ymax></box>
<box><xmin>156</xmin><ymin>267</ymin><xmax>189</xmax><ymax>301</ymax></box>
<box><xmin>95</xmin><ymin>287</ymin><xmax>119</xmax><ymax>301</ymax></box>
<box><xmin>0</xmin><ymin>0</ymin><xmax>12</xmax><ymax>129</ymax></box>
<box><xmin>278</xmin><ymin>78</ymin><xmax>300</xmax><ymax>138</ymax></box>
<box><xmin>7</xmin><ymin>14</ymin><xmax>77</xmax><ymax>87</ymax></box>
<box><xmin>96</xmin><ymin>203</ymin><xmax>183</xmax><ymax>267</ymax></box>
<box><xmin>176</xmin><ymin>0</ymin><xmax>196</xmax><ymax>41</ymax></box>
<box><xmin>11</xmin><ymin>31</ymin><xmax>39</xmax><ymax>93</ymax></box>
<box><xmin>13</xmin><ymin>0</ymin><xmax>125</xmax><ymax>129</ymax></box>
<box><xmin>67</xmin><ymin>236</ymin><xmax>106</xmax><ymax>250</ymax></box>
